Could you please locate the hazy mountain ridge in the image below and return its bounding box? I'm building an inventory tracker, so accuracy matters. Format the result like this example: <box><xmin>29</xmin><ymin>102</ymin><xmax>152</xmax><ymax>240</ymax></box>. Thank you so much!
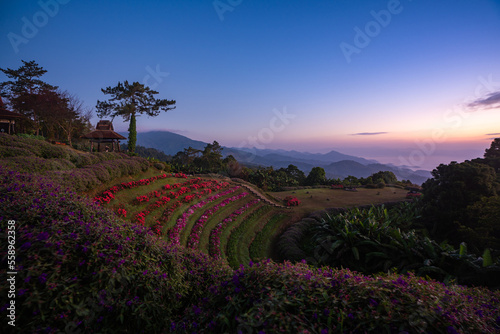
<box><xmin>130</xmin><ymin>131</ymin><xmax>431</xmax><ymax>184</ymax></box>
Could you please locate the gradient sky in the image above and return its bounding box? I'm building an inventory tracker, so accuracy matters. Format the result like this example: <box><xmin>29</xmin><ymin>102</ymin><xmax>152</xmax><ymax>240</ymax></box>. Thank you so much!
<box><xmin>1</xmin><ymin>0</ymin><xmax>500</xmax><ymax>170</ymax></box>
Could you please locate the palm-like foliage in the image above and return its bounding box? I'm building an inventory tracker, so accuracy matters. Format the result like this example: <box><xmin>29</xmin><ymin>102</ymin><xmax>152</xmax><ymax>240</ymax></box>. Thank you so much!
<box><xmin>308</xmin><ymin>204</ymin><xmax>500</xmax><ymax>287</ymax></box>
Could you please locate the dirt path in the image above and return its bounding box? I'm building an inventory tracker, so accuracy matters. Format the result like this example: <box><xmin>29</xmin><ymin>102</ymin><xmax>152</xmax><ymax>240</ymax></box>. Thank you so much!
<box><xmin>230</xmin><ymin>178</ymin><xmax>291</xmax><ymax>210</ymax></box>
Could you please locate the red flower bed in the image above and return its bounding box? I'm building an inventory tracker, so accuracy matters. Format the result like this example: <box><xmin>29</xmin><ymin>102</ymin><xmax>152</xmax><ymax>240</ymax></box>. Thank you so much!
<box><xmin>331</xmin><ymin>184</ymin><xmax>344</xmax><ymax>189</ymax></box>
<box><xmin>406</xmin><ymin>191</ymin><xmax>422</xmax><ymax>199</ymax></box>
<box><xmin>284</xmin><ymin>196</ymin><xmax>300</xmax><ymax>206</ymax></box>
<box><xmin>93</xmin><ymin>173</ymin><xmax>171</xmax><ymax>205</ymax></box>
<box><xmin>155</xmin><ymin>181</ymin><xmax>231</xmax><ymax>230</ymax></box>
<box><xmin>116</xmin><ymin>208</ymin><xmax>127</xmax><ymax>218</ymax></box>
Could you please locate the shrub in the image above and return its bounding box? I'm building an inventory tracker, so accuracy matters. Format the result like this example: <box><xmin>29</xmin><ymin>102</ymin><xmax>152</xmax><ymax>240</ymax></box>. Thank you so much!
<box><xmin>174</xmin><ymin>260</ymin><xmax>500</xmax><ymax>333</ymax></box>
<box><xmin>39</xmin><ymin>144</ymin><xmax>71</xmax><ymax>159</ymax></box>
<box><xmin>0</xmin><ymin>146</ymin><xmax>33</xmax><ymax>158</ymax></box>
<box><xmin>304</xmin><ymin>205</ymin><xmax>500</xmax><ymax>288</ymax></box>
<box><xmin>0</xmin><ymin>169</ymin><xmax>231</xmax><ymax>333</ymax></box>
<box><xmin>284</xmin><ymin>195</ymin><xmax>300</xmax><ymax>206</ymax></box>
<box><xmin>0</xmin><ymin>156</ymin><xmax>75</xmax><ymax>174</ymax></box>
<box><xmin>16</xmin><ymin>133</ymin><xmax>46</xmax><ymax>141</ymax></box>
<box><xmin>70</xmin><ymin>153</ymin><xmax>98</xmax><ymax>168</ymax></box>
<box><xmin>154</xmin><ymin>162</ymin><xmax>165</xmax><ymax>170</ymax></box>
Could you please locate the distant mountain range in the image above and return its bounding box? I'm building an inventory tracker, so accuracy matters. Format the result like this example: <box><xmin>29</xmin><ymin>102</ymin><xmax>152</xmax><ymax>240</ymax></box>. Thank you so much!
<box><xmin>122</xmin><ymin>131</ymin><xmax>432</xmax><ymax>185</ymax></box>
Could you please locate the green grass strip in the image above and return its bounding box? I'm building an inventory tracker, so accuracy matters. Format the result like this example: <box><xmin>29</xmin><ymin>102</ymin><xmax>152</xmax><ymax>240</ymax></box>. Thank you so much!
<box><xmin>217</xmin><ymin>202</ymin><xmax>265</xmax><ymax>261</ymax></box>
<box><xmin>226</xmin><ymin>205</ymin><xmax>273</xmax><ymax>268</ymax></box>
<box><xmin>249</xmin><ymin>212</ymin><xmax>291</xmax><ymax>262</ymax></box>
<box><xmin>179</xmin><ymin>188</ymin><xmax>245</xmax><ymax>247</ymax></box>
<box><xmin>195</xmin><ymin>195</ymin><xmax>256</xmax><ymax>254</ymax></box>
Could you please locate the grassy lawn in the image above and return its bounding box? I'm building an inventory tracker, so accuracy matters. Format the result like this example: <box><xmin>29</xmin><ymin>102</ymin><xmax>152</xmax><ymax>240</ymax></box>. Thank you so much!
<box><xmin>270</xmin><ymin>186</ymin><xmax>409</xmax><ymax>216</ymax></box>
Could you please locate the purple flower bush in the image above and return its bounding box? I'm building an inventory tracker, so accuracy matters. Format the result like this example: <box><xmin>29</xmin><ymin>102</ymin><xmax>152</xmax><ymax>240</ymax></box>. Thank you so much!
<box><xmin>0</xmin><ymin>167</ymin><xmax>231</xmax><ymax>333</ymax></box>
<box><xmin>174</xmin><ymin>260</ymin><xmax>500</xmax><ymax>333</ymax></box>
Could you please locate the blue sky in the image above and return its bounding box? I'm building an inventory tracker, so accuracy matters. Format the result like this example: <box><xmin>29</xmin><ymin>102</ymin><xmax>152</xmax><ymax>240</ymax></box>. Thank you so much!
<box><xmin>1</xmin><ymin>0</ymin><xmax>500</xmax><ymax>170</ymax></box>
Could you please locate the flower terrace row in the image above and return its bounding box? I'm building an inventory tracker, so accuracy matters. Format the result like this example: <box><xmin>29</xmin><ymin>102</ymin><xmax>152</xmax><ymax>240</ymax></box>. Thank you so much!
<box><xmin>93</xmin><ymin>173</ymin><xmax>173</xmax><ymax>205</ymax></box>
<box><xmin>208</xmin><ymin>198</ymin><xmax>261</xmax><ymax>259</ymax></box>
<box><xmin>166</xmin><ymin>187</ymin><xmax>241</xmax><ymax>246</ymax></box>
<box><xmin>187</xmin><ymin>192</ymin><xmax>251</xmax><ymax>249</ymax></box>
<box><xmin>134</xmin><ymin>177</ymin><xmax>206</xmax><ymax>204</ymax></box>
<box><xmin>135</xmin><ymin>180</ymin><xmax>231</xmax><ymax>228</ymax></box>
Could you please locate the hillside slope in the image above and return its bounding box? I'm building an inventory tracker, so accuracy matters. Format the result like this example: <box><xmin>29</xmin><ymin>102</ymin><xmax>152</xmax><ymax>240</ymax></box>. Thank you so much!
<box><xmin>0</xmin><ymin>134</ymin><xmax>498</xmax><ymax>333</ymax></box>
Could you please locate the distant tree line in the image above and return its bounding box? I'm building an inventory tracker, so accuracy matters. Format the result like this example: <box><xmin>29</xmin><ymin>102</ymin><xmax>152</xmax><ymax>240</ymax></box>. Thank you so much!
<box><xmin>121</xmin><ymin>144</ymin><xmax>172</xmax><ymax>162</ymax></box>
<box><xmin>161</xmin><ymin>143</ymin><xmax>411</xmax><ymax>192</ymax></box>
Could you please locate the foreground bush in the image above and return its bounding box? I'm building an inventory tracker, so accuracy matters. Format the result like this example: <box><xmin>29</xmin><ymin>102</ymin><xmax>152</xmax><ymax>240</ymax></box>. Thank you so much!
<box><xmin>0</xmin><ymin>169</ymin><xmax>231</xmax><ymax>333</ymax></box>
<box><xmin>174</xmin><ymin>260</ymin><xmax>500</xmax><ymax>333</ymax></box>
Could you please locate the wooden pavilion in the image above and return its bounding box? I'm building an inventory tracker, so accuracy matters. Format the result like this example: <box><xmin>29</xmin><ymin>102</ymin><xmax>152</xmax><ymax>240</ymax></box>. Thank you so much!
<box><xmin>81</xmin><ymin>120</ymin><xmax>126</xmax><ymax>152</ymax></box>
<box><xmin>0</xmin><ymin>96</ymin><xmax>24</xmax><ymax>134</ymax></box>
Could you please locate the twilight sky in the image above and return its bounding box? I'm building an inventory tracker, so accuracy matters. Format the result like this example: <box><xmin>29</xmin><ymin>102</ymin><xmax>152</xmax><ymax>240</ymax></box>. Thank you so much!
<box><xmin>1</xmin><ymin>0</ymin><xmax>500</xmax><ymax>170</ymax></box>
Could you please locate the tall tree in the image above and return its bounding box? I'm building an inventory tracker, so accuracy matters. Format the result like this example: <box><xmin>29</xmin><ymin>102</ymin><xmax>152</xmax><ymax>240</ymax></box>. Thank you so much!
<box><xmin>421</xmin><ymin>160</ymin><xmax>497</xmax><ymax>251</ymax></box>
<box><xmin>370</xmin><ymin>171</ymin><xmax>398</xmax><ymax>184</ymax></box>
<box><xmin>0</xmin><ymin>60</ymin><xmax>58</xmax><ymax>134</ymax></box>
<box><xmin>172</xmin><ymin>147</ymin><xmax>202</xmax><ymax>167</ymax></box>
<box><xmin>306</xmin><ymin>167</ymin><xmax>326</xmax><ymax>186</ymax></box>
<box><xmin>195</xmin><ymin>141</ymin><xmax>224</xmax><ymax>172</ymax></box>
<box><xmin>53</xmin><ymin>91</ymin><xmax>93</xmax><ymax>145</ymax></box>
<box><xmin>483</xmin><ymin>138</ymin><xmax>500</xmax><ymax>173</ymax></box>
<box><xmin>95</xmin><ymin>81</ymin><xmax>176</xmax><ymax>153</ymax></box>
<box><xmin>484</xmin><ymin>138</ymin><xmax>500</xmax><ymax>159</ymax></box>
<box><xmin>279</xmin><ymin>164</ymin><xmax>306</xmax><ymax>185</ymax></box>
<box><xmin>33</xmin><ymin>88</ymin><xmax>69</xmax><ymax>139</ymax></box>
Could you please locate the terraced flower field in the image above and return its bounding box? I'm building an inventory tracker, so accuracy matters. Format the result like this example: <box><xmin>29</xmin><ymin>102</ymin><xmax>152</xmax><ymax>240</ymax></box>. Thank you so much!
<box><xmin>93</xmin><ymin>172</ymin><xmax>293</xmax><ymax>267</ymax></box>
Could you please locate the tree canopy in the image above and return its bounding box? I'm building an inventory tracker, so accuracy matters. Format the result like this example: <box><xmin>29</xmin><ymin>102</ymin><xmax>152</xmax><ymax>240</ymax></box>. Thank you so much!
<box><xmin>96</xmin><ymin>81</ymin><xmax>176</xmax><ymax>152</ymax></box>
<box><xmin>0</xmin><ymin>60</ymin><xmax>58</xmax><ymax>134</ymax></box>
<box><xmin>306</xmin><ymin>167</ymin><xmax>327</xmax><ymax>186</ymax></box>
<box><xmin>421</xmin><ymin>159</ymin><xmax>498</xmax><ymax>252</ymax></box>
<box><xmin>485</xmin><ymin>138</ymin><xmax>500</xmax><ymax>160</ymax></box>
<box><xmin>0</xmin><ymin>60</ymin><xmax>90</xmax><ymax>140</ymax></box>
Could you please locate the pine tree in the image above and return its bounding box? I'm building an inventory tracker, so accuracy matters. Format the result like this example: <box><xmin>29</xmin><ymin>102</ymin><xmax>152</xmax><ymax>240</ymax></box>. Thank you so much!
<box><xmin>0</xmin><ymin>60</ymin><xmax>58</xmax><ymax>134</ymax></box>
<box><xmin>96</xmin><ymin>81</ymin><xmax>176</xmax><ymax>153</ymax></box>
